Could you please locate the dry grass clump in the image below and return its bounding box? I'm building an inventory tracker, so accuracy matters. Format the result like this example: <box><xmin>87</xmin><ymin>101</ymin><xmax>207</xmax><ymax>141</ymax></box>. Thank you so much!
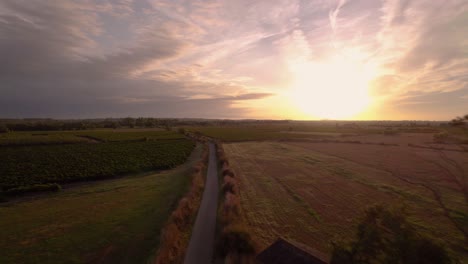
<box><xmin>215</xmin><ymin>142</ymin><xmax>256</xmax><ymax>264</ymax></box>
<box><xmin>153</xmin><ymin>146</ymin><xmax>209</xmax><ymax>264</ymax></box>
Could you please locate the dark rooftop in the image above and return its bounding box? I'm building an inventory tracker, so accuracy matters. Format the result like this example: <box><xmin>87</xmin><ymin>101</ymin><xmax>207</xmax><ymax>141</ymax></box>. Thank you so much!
<box><xmin>256</xmin><ymin>238</ymin><xmax>328</xmax><ymax>264</ymax></box>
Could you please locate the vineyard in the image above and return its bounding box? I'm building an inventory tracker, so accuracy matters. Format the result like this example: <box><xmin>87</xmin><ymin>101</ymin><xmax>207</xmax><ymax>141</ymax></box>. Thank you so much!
<box><xmin>0</xmin><ymin>139</ymin><xmax>194</xmax><ymax>191</ymax></box>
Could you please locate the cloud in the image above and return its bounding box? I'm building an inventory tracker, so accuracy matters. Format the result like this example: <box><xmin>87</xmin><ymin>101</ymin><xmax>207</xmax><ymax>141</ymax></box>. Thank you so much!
<box><xmin>0</xmin><ymin>0</ymin><xmax>466</xmax><ymax>119</ymax></box>
<box><xmin>329</xmin><ymin>0</ymin><xmax>348</xmax><ymax>32</ymax></box>
<box><xmin>363</xmin><ymin>0</ymin><xmax>468</xmax><ymax>118</ymax></box>
<box><xmin>0</xmin><ymin>0</ymin><xmax>263</xmax><ymax>118</ymax></box>
<box><xmin>227</xmin><ymin>93</ymin><xmax>274</xmax><ymax>100</ymax></box>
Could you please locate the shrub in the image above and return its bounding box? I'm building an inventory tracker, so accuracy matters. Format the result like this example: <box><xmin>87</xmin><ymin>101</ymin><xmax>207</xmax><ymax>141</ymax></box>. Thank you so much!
<box><xmin>222</xmin><ymin>176</ymin><xmax>238</xmax><ymax>194</ymax></box>
<box><xmin>223</xmin><ymin>192</ymin><xmax>240</xmax><ymax>218</ymax></box>
<box><xmin>222</xmin><ymin>168</ymin><xmax>235</xmax><ymax>178</ymax></box>
<box><xmin>218</xmin><ymin>224</ymin><xmax>256</xmax><ymax>257</ymax></box>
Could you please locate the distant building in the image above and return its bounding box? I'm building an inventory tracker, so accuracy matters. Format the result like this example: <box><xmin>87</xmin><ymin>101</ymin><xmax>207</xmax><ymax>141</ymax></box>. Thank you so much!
<box><xmin>256</xmin><ymin>238</ymin><xmax>329</xmax><ymax>264</ymax></box>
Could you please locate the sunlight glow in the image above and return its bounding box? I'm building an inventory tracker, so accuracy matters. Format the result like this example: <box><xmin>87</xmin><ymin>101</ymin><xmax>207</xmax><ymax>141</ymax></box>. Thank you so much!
<box><xmin>289</xmin><ymin>55</ymin><xmax>375</xmax><ymax>119</ymax></box>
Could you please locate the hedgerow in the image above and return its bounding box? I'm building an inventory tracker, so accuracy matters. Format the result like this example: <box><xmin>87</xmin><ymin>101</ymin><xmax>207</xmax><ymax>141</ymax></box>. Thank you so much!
<box><xmin>215</xmin><ymin>142</ymin><xmax>256</xmax><ymax>264</ymax></box>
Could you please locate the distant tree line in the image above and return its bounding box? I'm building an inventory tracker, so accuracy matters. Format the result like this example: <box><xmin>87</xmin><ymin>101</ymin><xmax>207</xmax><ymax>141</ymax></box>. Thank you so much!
<box><xmin>1</xmin><ymin>116</ymin><xmax>465</xmax><ymax>133</ymax></box>
<box><xmin>0</xmin><ymin>118</ymin><xmax>198</xmax><ymax>132</ymax></box>
<box><xmin>449</xmin><ymin>114</ymin><xmax>468</xmax><ymax>127</ymax></box>
<box><xmin>0</xmin><ymin>118</ymin><xmax>299</xmax><ymax>132</ymax></box>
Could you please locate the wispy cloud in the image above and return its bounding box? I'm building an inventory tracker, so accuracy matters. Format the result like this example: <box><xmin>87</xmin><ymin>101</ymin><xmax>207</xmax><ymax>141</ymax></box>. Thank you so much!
<box><xmin>329</xmin><ymin>0</ymin><xmax>348</xmax><ymax>33</ymax></box>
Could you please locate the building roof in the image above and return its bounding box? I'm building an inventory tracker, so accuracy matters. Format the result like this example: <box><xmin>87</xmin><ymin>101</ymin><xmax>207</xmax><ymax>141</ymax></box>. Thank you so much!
<box><xmin>256</xmin><ymin>238</ymin><xmax>328</xmax><ymax>264</ymax></box>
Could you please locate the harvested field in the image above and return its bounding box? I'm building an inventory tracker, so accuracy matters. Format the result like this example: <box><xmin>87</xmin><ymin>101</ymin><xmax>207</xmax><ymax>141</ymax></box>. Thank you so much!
<box><xmin>224</xmin><ymin>140</ymin><xmax>468</xmax><ymax>261</ymax></box>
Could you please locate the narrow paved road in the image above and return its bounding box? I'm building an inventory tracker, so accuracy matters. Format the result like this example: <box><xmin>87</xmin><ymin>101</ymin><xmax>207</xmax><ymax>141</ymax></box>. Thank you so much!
<box><xmin>184</xmin><ymin>143</ymin><xmax>219</xmax><ymax>264</ymax></box>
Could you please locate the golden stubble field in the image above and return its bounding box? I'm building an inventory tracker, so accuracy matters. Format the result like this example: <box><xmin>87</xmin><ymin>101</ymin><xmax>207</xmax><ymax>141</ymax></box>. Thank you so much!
<box><xmin>223</xmin><ymin>137</ymin><xmax>467</xmax><ymax>260</ymax></box>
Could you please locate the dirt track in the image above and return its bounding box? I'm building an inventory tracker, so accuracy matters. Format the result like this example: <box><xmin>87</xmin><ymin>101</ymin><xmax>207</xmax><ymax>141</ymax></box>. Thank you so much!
<box><xmin>184</xmin><ymin>143</ymin><xmax>219</xmax><ymax>264</ymax></box>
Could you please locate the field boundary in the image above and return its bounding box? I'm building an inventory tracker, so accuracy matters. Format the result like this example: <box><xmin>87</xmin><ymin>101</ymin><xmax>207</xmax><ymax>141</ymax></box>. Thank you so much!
<box><xmin>215</xmin><ymin>142</ymin><xmax>257</xmax><ymax>263</ymax></box>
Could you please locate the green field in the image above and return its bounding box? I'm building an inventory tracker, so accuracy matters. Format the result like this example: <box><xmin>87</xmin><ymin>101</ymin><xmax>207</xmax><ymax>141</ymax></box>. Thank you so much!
<box><xmin>0</xmin><ymin>144</ymin><xmax>203</xmax><ymax>264</ymax></box>
<box><xmin>0</xmin><ymin>139</ymin><xmax>194</xmax><ymax>191</ymax></box>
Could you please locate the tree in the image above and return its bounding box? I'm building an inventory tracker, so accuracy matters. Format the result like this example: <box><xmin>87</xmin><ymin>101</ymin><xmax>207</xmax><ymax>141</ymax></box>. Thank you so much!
<box><xmin>449</xmin><ymin>115</ymin><xmax>468</xmax><ymax>127</ymax></box>
<box><xmin>136</xmin><ymin>117</ymin><xmax>145</xmax><ymax>127</ymax></box>
<box><xmin>331</xmin><ymin>205</ymin><xmax>452</xmax><ymax>264</ymax></box>
<box><xmin>122</xmin><ymin>117</ymin><xmax>136</xmax><ymax>128</ymax></box>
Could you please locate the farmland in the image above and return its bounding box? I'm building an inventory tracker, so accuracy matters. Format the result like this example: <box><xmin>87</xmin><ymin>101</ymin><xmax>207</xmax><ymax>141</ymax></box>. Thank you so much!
<box><xmin>223</xmin><ymin>136</ymin><xmax>468</xmax><ymax>261</ymax></box>
<box><xmin>1</xmin><ymin>139</ymin><xmax>193</xmax><ymax>192</ymax></box>
<box><xmin>188</xmin><ymin>122</ymin><xmax>458</xmax><ymax>143</ymax></box>
<box><xmin>0</xmin><ymin>127</ymin><xmax>209</xmax><ymax>264</ymax></box>
<box><xmin>1</xmin><ymin>120</ymin><xmax>466</xmax><ymax>262</ymax></box>
<box><xmin>0</xmin><ymin>144</ymin><xmax>204</xmax><ymax>264</ymax></box>
<box><xmin>187</xmin><ymin>125</ymin><xmax>365</xmax><ymax>141</ymax></box>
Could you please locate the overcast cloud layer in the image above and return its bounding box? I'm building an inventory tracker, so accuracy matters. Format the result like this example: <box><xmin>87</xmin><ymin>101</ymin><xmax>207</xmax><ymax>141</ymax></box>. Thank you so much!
<box><xmin>0</xmin><ymin>0</ymin><xmax>466</xmax><ymax>119</ymax></box>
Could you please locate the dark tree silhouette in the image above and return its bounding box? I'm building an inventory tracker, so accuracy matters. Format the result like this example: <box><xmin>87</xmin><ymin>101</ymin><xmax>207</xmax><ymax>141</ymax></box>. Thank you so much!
<box><xmin>449</xmin><ymin>114</ymin><xmax>468</xmax><ymax>127</ymax></box>
<box><xmin>331</xmin><ymin>205</ymin><xmax>452</xmax><ymax>264</ymax></box>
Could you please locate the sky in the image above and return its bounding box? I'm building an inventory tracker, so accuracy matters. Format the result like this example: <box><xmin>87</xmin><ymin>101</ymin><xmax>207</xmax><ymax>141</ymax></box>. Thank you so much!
<box><xmin>0</xmin><ymin>0</ymin><xmax>466</xmax><ymax>120</ymax></box>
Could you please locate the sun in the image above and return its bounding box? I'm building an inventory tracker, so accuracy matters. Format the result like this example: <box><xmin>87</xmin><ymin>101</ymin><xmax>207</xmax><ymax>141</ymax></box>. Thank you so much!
<box><xmin>289</xmin><ymin>56</ymin><xmax>374</xmax><ymax>119</ymax></box>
